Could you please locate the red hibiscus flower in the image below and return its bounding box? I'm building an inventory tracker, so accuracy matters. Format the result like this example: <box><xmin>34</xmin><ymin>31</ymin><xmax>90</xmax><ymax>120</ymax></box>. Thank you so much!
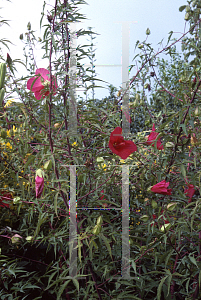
<box><xmin>184</xmin><ymin>184</ymin><xmax>196</xmax><ymax>203</ymax></box>
<box><xmin>35</xmin><ymin>175</ymin><xmax>44</xmax><ymax>198</ymax></box>
<box><xmin>0</xmin><ymin>191</ymin><xmax>12</xmax><ymax>207</ymax></box>
<box><xmin>146</xmin><ymin>124</ymin><xmax>164</xmax><ymax>150</ymax></box>
<box><xmin>109</xmin><ymin>127</ymin><xmax>137</xmax><ymax>159</ymax></box>
<box><xmin>151</xmin><ymin>180</ymin><xmax>172</xmax><ymax>195</ymax></box>
<box><xmin>27</xmin><ymin>68</ymin><xmax>58</xmax><ymax>100</ymax></box>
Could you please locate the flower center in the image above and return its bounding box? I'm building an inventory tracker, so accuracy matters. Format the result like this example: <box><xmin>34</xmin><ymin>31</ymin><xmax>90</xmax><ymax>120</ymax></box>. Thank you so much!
<box><xmin>43</xmin><ymin>80</ymin><xmax>50</xmax><ymax>87</ymax></box>
<box><xmin>113</xmin><ymin>141</ymin><xmax>125</xmax><ymax>149</ymax></box>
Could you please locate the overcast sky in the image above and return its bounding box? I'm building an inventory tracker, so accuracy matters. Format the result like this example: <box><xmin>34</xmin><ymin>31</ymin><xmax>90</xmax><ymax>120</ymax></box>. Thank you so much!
<box><xmin>1</xmin><ymin>0</ymin><xmax>188</xmax><ymax>100</ymax></box>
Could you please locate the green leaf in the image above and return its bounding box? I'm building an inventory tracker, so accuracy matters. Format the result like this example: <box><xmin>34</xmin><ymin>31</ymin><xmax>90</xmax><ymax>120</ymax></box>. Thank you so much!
<box><xmin>57</xmin><ymin>280</ymin><xmax>71</xmax><ymax>300</ymax></box>
<box><xmin>189</xmin><ymin>254</ymin><xmax>198</xmax><ymax>268</ymax></box>
<box><xmin>54</xmin><ymin>192</ymin><xmax>59</xmax><ymax>217</ymax></box>
<box><xmin>179</xmin><ymin>5</ymin><xmax>186</xmax><ymax>12</ymax></box>
<box><xmin>199</xmin><ymin>270</ymin><xmax>201</xmax><ymax>289</ymax></box>
<box><xmin>72</xmin><ymin>278</ymin><xmax>79</xmax><ymax>292</ymax></box>
<box><xmin>180</xmin><ymin>123</ymin><xmax>187</xmax><ymax>136</ymax></box>
<box><xmin>180</xmin><ymin>164</ymin><xmax>186</xmax><ymax>178</ymax></box>
<box><xmin>131</xmin><ymin>259</ymin><xmax>137</xmax><ymax>274</ymax></box>
<box><xmin>157</xmin><ymin>276</ymin><xmax>168</xmax><ymax>300</ymax></box>
<box><xmin>24</xmin><ymin>155</ymin><xmax>35</xmax><ymax>171</ymax></box>
<box><xmin>100</xmin><ymin>233</ymin><xmax>112</xmax><ymax>259</ymax></box>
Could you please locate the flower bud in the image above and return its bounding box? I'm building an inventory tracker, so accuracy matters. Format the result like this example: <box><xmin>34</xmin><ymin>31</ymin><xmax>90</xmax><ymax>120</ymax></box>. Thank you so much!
<box><xmin>140</xmin><ymin>215</ymin><xmax>149</xmax><ymax>222</ymax></box>
<box><xmin>44</xmin><ymin>160</ymin><xmax>52</xmax><ymax>170</ymax></box>
<box><xmin>186</xmin><ymin>5</ymin><xmax>191</xmax><ymax>12</ymax></box>
<box><xmin>138</xmin><ymin>44</ymin><xmax>144</xmax><ymax>49</ymax></box>
<box><xmin>96</xmin><ymin>216</ymin><xmax>103</xmax><ymax>226</ymax></box>
<box><xmin>165</xmin><ymin>142</ymin><xmax>175</xmax><ymax>148</ymax></box>
<box><xmin>54</xmin><ymin>123</ymin><xmax>60</xmax><ymax>129</ymax></box>
<box><xmin>27</xmin><ymin>22</ymin><xmax>31</xmax><ymax>30</ymax></box>
<box><xmin>19</xmin><ymin>34</ymin><xmax>23</xmax><ymax>40</ymax></box>
<box><xmin>11</xmin><ymin>234</ymin><xmax>22</xmax><ymax>244</ymax></box>
<box><xmin>13</xmin><ymin>197</ymin><xmax>21</xmax><ymax>204</ymax></box>
<box><xmin>26</xmin><ymin>236</ymin><xmax>33</xmax><ymax>242</ymax></box>
<box><xmin>93</xmin><ymin>224</ymin><xmax>102</xmax><ymax>235</ymax></box>
<box><xmin>151</xmin><ymin>200</ymin><xmax>158</xmax><ymax>209</ymax></box>
<box><xmin>185</xmin><ymin>13</ymin><xmax>190</xmax><ymax>20</ymax></box>
<box><xmin>35</xmin><ymin>170</ymin><xmax>44</xmax><ymax>198</ymax></box>
<box><xmin>167</xmin><ymin>202</ymin><xmax>177</xmax><ymax>211</ymax></box>
<box><xmin>160</xmin><ymin>223</ymin><xmax>171</xmax><ymax>232</ymax></box>
<box><xmin>195</xmin><ymin>107</ymin><xmax>200</xmax><ymax>116</ymax></box>
<box><xmin>146</xmin><ymin>28</ymin><xmax>151</xmax><ymax>35</ymax></box>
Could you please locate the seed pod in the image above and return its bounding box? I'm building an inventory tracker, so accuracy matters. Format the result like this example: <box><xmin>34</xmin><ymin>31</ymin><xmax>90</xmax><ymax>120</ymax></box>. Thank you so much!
<box><xmin>0</xmin><ymin>63</ymin><xmax>6</xmax><ymax>89</ymax></box>
<box><xmin>0</xmin><ymin>88</ymin><xmax>5</xmax><ymax>106</ymax></box>
<box><xmin>19</xmin><ymin>34</ymin><xmax>23</xmax><ymax>40</ymax></box>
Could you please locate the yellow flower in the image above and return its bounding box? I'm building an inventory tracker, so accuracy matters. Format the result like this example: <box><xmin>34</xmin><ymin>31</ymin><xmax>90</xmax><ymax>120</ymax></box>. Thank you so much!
<box><xmin>6</xmin><ymin>142</ymin><xmax>12</xmax><ymax>149</ymax></box>
<box><xmin>12</xmin><ymin>125</ymin><xmax>17</xmax><ymax>134</ymax></box>
<box><xmin>4</xmin><ymin>99</ymin><xmax>14</xmax><ymax>108</ymax></box>
<box><xmin>72</xmin><ymin>142</ymin><xmax>78</xmax><ymax>146</ymax></box>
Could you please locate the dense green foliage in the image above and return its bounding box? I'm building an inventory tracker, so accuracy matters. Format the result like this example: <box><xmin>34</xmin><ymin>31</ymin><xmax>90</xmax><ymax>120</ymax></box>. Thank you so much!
<box><xmin>1</xmin><ymin>0</ymin><xmax>201</xmax><ymax>299</ymax></box>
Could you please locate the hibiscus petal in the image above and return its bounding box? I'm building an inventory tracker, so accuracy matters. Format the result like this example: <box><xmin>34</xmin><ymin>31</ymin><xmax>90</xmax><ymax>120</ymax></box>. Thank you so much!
<box><xmin>34</xmin><ymin>90</ymin><xmax>43</xmax><ymax>100</ymax></box>
<box><xmin>36</xmin><ymin>68</ymin><xmax>50</xmax><ymax>81</ymax></box>
<box><xmin>27</xmin><ymin>77</ymin><xmax>43</xmax><ymax>92</ymax></box>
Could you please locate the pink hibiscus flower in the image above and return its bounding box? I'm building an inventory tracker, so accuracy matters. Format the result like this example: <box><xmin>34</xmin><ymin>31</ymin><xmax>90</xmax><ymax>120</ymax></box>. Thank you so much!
<box><xmin>27</xmin><ymin>68</ymin><xmax>58</xmax><ymax>100</ymax></box>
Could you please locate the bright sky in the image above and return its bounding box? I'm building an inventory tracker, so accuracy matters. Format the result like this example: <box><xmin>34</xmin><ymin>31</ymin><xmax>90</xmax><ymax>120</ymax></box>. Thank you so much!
<box><xmin>1</xmin><ymin>0</ymin><xmax>188</xmax><ymax>100</ymax></box>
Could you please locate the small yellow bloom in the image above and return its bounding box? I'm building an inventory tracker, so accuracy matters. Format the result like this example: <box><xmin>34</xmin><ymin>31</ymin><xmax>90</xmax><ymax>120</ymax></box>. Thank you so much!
<box><xmin>6</xmin><ymin>142</ymin><xmax>12</xmax><ymax>149</ymax></box>
<box><xmin>72</xmin><ymin>142</ymin><xmax>78</xmax><ymax>146</ymax></box>
<box><xmin>4</xmin><ymin>99</ymin><xmax>14</xmax><ymax>108</ymax></box>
